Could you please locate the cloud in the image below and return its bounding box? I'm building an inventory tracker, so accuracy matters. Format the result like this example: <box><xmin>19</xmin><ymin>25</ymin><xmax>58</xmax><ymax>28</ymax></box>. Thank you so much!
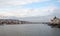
<box><xmin>0</xmin><ymin>12</ymin><xmax>14</xmax><ymax>16</ymax></box>
<box><xmin>0</xmin><ymin>0</ymin><xmax>50</xmax><ymax>6</ymax></box>
<box><xmin>0</xmin><ymin>0</ymin><xmax>59</xmax><ymax>18</ymax></box>
<box><xmin>51</xmin><ymin>8</ymin><xmax>60</xmax><ymax>17</ymax></box>
<box><xmin>0</xmin><ymin>6</ymin><xmax>57</xmax><ymax>17</ymax></box>
<box><xmin>56</xmin><ymin>0</ymin><xmax>60</xmax><ymax>2</ymax></box>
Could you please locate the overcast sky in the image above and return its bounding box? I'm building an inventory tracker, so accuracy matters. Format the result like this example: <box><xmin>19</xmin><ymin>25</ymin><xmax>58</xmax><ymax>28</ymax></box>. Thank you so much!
<box><xmin>0</xmin><ymin>0</ymin><xmax>60</xmax><ymax>17</ymax></box>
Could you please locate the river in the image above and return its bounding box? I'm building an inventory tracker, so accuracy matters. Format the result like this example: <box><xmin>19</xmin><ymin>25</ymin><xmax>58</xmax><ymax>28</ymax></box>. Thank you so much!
<box><xmin>0</xmin><ymin>24</ymin><xmax>60</xmax><ymax>36</ymax></box>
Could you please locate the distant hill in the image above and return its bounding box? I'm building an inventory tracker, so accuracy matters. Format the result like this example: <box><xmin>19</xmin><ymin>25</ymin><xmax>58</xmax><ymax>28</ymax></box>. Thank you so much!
<box><xmin>0</xmin><ymin>16</ymin><xmax>19</xmax><ymax>19</ymax></box>
<box><xmin>21</xmin><ymin>10</ymin><xmax>60</xmax><ymax>22</ymax></box>
<box><xmin>20</xmin><ymin>16</ymin><xmax>54</xmax><ymax>22</ymax></box>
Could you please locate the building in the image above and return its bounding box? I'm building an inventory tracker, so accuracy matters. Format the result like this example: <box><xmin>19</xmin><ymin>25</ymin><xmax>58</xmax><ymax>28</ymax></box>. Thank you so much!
<box><xmin>50</xmin><ymin>17</ymin><xmax>60</xmax><ymax>24</ymax></box>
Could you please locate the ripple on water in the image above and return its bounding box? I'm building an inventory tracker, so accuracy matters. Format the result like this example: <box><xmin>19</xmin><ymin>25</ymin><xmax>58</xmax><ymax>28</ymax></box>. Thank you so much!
<box><xmin>0</xmin><ymin>24</ymin><xmax>60</xmax><ymax>36</ymax></box>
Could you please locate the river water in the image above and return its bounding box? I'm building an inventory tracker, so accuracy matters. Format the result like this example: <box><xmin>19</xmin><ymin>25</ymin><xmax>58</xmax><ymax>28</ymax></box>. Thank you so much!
<box><xmin>0</xmin><ymin>24</ymin><xmax>60</xmax><ymax>36</ymax></box>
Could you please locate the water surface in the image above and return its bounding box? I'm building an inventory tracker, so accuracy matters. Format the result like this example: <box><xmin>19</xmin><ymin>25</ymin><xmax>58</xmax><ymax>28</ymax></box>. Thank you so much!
<box><xmin>0</xmin><ymin>24</ymin><xmax>60</xmax><ymax>36</ymax></box>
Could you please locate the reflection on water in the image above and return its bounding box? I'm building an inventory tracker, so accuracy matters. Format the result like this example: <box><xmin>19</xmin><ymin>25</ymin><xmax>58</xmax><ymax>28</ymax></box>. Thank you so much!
<box><xmin>0</xmin><ymin>24</ymin><xmax>60</xmax><ymax>36</ymax></box>
<box><xmin>48</xmin><ymin>24</ymin><xmax>60</xmax><ymax>28</ymax></box>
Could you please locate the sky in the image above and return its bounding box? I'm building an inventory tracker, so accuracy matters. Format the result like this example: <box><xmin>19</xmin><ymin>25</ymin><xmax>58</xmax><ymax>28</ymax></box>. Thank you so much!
<box><xmin>0</xmin><ymin>0</ymin><xmax>60</xmax><ymax>17</ymax></box>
